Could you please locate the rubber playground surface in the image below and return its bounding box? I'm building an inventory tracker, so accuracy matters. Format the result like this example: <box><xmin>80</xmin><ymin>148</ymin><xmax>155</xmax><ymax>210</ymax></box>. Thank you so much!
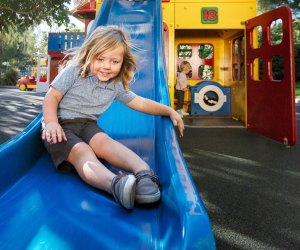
<box><xmin>179</xmin><ymin>118</ymin><xmax>300</xmax><ymax>249</ymax></box>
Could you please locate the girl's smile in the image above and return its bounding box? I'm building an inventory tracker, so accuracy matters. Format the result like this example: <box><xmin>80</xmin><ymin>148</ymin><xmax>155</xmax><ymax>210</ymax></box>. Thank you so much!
<box><xmin>91</xmin><ymin>46</ymin><xmax>124</xmax><ymax>82</ymax></box>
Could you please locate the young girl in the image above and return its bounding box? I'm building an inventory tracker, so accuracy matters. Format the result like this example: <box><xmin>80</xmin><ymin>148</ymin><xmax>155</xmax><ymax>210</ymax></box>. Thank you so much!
<box><xmin>41</xmin><ymin>25</ymin><xmax>184</xmax><ymax>210</ymax></box>
<box><xmin>175</xmin><ymin>61</ymin><xmax>192</xmax><ymax>117</ymax></box>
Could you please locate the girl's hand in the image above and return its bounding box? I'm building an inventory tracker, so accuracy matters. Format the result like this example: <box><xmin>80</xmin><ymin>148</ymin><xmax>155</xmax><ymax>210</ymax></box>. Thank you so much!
<box><xmin>126</xmin><ymin>96</ymin><xmax>185</xmax><ymax>136</ymax></box>
<box><xmin>42</xmin><ymin>121</ymin><xmax>67</xmax><ymax>144</ymax></box>
<box><xmin>170</xmin><ymin>110</ymin><xmax>185</xmax><ymax>137</ymax></box>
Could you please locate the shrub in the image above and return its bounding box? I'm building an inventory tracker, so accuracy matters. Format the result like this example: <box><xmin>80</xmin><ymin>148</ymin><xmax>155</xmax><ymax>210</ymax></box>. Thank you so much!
<box><xmin>3</xmin><ymin>68</ymin><xmax>19</xmax><ymax>86</ymax></box>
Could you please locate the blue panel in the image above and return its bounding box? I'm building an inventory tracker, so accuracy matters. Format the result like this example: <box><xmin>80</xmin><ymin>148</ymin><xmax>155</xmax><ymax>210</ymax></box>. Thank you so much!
<box><xmin>0</xmin><ymin>1</ymin><xmax>216</xmax><ymax>249</ymax></box>
<box><xmin>48</xmin><ymin>33</ymin><xmax>53</xmax><ymax>52</ymax></box>
<box><xmin>190</xmin><ymin>81</ymin><xmax>231</xmax><ymax>115</ymax></box>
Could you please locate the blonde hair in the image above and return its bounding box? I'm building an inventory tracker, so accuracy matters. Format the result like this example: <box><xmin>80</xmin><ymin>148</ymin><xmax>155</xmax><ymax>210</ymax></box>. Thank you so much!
<box><xmin>180</xmin><ymin>61</ymin><xmax>192</xmax><ymax>72</ymax></box>
<box><xmin>71</xmin><ymin>25</ymin><xmax>137</xmax><ymax>91</ymax></box>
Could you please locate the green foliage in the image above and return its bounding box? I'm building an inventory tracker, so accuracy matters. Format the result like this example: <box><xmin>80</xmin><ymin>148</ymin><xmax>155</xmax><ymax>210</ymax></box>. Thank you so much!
<box><xmin>35</xmin><ymin>32</ymin><xmax>49</xmax><ymax>54</ymax></box>
<box><xmin>257</xmin><ymin>0</ymin><xmax>300</xmax><ymax>15</ymax></box>
<box><xmin>0</xmin><ymin>0</ymin><xmax>70</xmax><ymax>32</ymax></box>
<box><xmin>65</xmin><ymin>23</ymin><xmax>82</xmax><ymax>32</ymax></box>
<box><xmin>0</xmin><ymin>27</ymin><xmax>37</xmax><ymax>65</ymax></box>
<box><xmin>296</xmin><ymin>84</ymin><xmax>300</xmax><ymax>99</ymax></box>
<box><xmin>3</xmin><ymin>67</ymin><xmax>19</xmax><ymax>86</ymax></box>
<box><xmin>0</xmin><ymin>25</ymin><xmax>38</xmax><ymax>84</ymax></box>
<box><xmin>292</xmin><ymin>19</ymin><xmax>300</xmax><ymax>81</ymax></box>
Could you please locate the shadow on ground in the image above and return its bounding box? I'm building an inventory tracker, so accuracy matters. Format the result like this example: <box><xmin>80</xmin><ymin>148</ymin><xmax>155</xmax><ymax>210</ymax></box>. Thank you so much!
<box><xmin>0</xmin><ymin>91</ymin><xmax>44</xmax><ymax>143</ymax></box>
<box><xmin>179</xmin><ymin>127</ymin><xmax>300</xmax><ymax>249</ymax></box>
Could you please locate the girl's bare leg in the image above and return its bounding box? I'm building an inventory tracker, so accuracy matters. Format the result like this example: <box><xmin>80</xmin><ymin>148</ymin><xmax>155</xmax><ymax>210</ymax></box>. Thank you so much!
<box><xmin>89</xmin><ymin>132</ymin><xmax>150</xmax><ymax>174</ymax></box>
<box><xmin>66</xmin><ymin>142</ymin><xmax>115</xmax><ymax>193</ymax></box>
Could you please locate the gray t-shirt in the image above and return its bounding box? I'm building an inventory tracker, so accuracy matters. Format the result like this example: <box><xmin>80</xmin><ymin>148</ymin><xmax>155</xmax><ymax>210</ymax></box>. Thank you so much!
<box><xmin>51</xmin><ymin>64</ymin><xmax>137</xmax><ymax>120</ymax></box>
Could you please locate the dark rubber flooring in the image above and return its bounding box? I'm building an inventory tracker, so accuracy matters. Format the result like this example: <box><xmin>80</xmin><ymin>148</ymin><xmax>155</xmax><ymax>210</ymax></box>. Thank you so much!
<box><xmin>179</xmin><ymin>114</ymin><xmax>300</xmax><ymax>249</ymax></box>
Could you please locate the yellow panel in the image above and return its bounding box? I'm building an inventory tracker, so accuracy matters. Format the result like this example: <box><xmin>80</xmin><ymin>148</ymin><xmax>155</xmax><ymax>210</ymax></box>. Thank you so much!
<box><xmin>175</xmin><ymin>3</ymin><xmax>256</xmax><ymax>29</ymax></box>
<box><xmin>162</xmin><ymin>2</ymin><xmax>174</xmax><ymax>26</ymax></box>
<box><xmin>174</xmin><ymin>31</ymin><xmax>226</xmax><ymax>86</ymax></box>
<box><xmin>27</xmin><ymin>85</ymin><xmax>37</xmax><ymax>89</ymax></box>
<box><xmin>162</xmin><ymin>2</ymin><xmax>176</xmax><ymax>107</ymax></box>
<box><xmin>96</xmin><ymin>0</ymin><xmax>102</xmax><ymax>13</ymax></box>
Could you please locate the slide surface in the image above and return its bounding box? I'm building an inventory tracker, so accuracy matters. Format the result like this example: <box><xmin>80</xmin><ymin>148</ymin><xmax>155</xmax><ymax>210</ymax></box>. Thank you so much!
<box><xmin>0</xmin><ymin>1</ymin><xmax>215</xmax><ymax>249</ymax></box>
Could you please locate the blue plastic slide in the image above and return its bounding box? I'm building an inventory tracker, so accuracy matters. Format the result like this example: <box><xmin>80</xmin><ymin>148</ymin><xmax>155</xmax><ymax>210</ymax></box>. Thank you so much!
<box><xmin>0</xmin><ymin>1</ymin><xmax>215</xmax><ymax>249</ymax></box>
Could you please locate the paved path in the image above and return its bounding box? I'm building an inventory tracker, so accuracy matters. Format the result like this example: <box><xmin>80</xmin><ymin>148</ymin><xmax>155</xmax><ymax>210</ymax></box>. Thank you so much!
<box><xmin>0</xmin><ymin>87</ymin><xmax>45</xmax><ymax>143</ymax></box>
<box><xmin>1</xmin><ymin>87</ymin><xmax>299</xmax><ymax>249</ymax></box>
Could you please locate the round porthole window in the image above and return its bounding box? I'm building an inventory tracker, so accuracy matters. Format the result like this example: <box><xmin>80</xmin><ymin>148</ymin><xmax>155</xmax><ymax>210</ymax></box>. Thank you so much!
<box><xmin>194</xmin><ymin>85</ymin><xmax>227</xmax><ymax>112</ymax></box>
<box><xmin>203</xmin><ymin>91</ymin><xmax>219</xmax><ymax>106</ymax></box>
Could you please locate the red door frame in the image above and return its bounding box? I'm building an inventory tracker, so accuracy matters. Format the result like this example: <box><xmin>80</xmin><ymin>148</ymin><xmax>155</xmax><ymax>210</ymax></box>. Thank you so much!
<box><xmin>245</xmin><ymin>6</ymin><xmax>297</xmax><ymax>146</ymax></box>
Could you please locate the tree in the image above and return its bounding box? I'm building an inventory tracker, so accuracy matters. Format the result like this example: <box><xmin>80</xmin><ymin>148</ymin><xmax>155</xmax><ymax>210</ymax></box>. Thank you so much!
<box><xmin>0</xmin><ymin>0</ymin><xmax>70</xmax><ymax>32</ymax></box>
<box><xmin>0</xmin><ymin>26</ymin><xmax>38</xmax><ymax>84</ymax></box>
<box><xmin>36</xmin><ymin>32</ymin><xmax>49</xmax><ymax>55</ymax></box>
<box><xmin>257</xmin><ymin>0</ymin><xmax>300</xmax><ymax>15</ymax></box>
<box><xmin>293</xmin><ymin>19</ymin><xmax>300</xmax><ymax>81</ymax></box>
<box><xmin>65</xmin><ymin>23</ymin><xmax>82</xmax><ymax>33</ymax></box>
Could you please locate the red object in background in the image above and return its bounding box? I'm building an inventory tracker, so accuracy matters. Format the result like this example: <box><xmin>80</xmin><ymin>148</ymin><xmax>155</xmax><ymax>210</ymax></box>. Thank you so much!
<box><xmin>39</xmin><ymin>77</ymin><xmax>47</xmax><ymax>82</ymax></box>
<box><xmin>16</xmin><ymin>75</ymin><xmax>47</xmax><ymax>91</ymax></box>
<box><xmin>18</xmin><ymin>75</ymin><xmax>36</xmax><ymax>84</ymax></box>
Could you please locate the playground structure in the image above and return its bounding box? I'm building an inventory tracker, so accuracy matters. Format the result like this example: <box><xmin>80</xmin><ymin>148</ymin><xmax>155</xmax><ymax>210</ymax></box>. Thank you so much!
<box><xmin>47</xmin><ymin>0</ymin><xmax>96</xmax><ymax>83</ymax></box>
<box><xmin>47</xmin><ymin>0</ymin><xmax>297</xmax><ymax>146</ymax></box>
<box><xmin>0</xmin><ymin>0</ymin><xmax>297</xmax><ymax>249</ymax></box>
<box><xmin>48</xmin><ymin>32</ymin><xmax>85</xmax><ymax>82</ymax></box>
<box><xmin>16</xmin><ymin>54</ymin><xmax>50</xmax><ymax>92</ymax></box>
<box><xmin>19</xmin><ymin>65</ymin><xmax>38</xmax><ymax>78</ymax></box>
<box><xmin>160</xmin><ymin>0</ymin><xmax>296</xmax><ymax>146</ymax></box>
<box><xmin>16</xmin><ymin>75</ymin><xmax>47</xmax><ymax>91</ymax></box>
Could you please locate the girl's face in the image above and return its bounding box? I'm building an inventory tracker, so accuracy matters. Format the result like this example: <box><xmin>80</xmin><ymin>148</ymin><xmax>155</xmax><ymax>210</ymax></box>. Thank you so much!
<box><xmin>91</xmin><ymin>46</ymin><xmax>124</xmax><ymax>82</ymax></box>
<box><xmin>183</xmin><ymin>67</ymin><xmax>191</xmax><ymax>74</ymax></box>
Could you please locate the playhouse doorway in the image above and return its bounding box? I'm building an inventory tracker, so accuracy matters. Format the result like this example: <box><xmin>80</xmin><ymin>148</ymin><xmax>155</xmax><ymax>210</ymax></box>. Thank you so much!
<box><xmin>174</xmin><ymin>29</ymin><xmax>245</xmax><ymax>127</ymax></box>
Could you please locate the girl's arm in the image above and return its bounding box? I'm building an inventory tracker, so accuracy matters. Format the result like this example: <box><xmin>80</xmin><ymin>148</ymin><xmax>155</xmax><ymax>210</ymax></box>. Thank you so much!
<box><xmin>126</xmin><ymin>96</ymin><xmax>185</xmax><ymax>137</ymax></box>
<box><xmin>42</xmin><ymin>87</ymin><xmax>67</xmax><ymax>143</ymax></box>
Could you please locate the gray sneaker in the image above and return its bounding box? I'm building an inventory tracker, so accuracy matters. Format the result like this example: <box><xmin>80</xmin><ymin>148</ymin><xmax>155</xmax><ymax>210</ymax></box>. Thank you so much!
<box><xmin>111</xmin><ymin>174</ymin><xmax>136</xmax><ymax>209</ymax></box>
<box><xmin>135</xmin><ymin>170</ymin><xmax>161</xmax><ymax>204</ymax></box>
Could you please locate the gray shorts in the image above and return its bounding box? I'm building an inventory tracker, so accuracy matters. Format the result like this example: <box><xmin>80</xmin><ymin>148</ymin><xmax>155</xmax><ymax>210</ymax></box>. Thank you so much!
<box><xmin>42</xmin><ymin>118</ymin><xmax>104</xmax><ymax>171</ymax></box>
